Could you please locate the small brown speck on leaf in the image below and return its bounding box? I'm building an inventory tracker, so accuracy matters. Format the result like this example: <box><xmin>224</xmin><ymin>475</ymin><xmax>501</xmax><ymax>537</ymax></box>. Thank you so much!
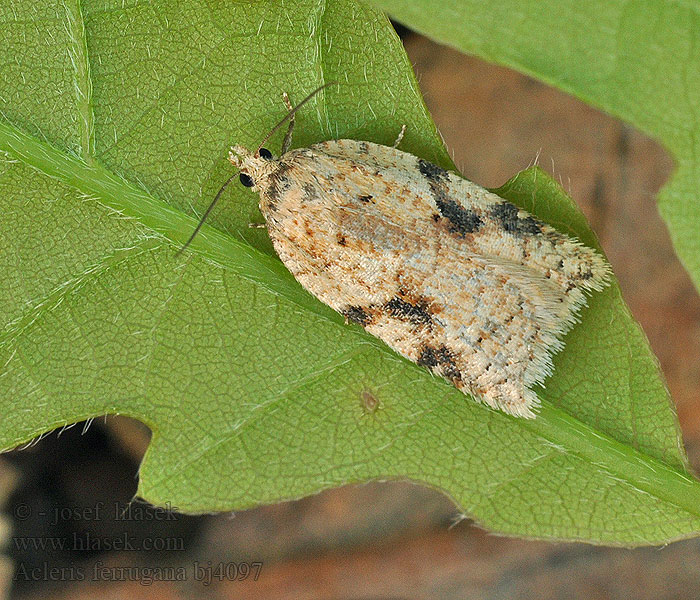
<box><xmin>361</xmin><ymin>390</ymin><xmax>380</xmax><ymax>413</ymax></box>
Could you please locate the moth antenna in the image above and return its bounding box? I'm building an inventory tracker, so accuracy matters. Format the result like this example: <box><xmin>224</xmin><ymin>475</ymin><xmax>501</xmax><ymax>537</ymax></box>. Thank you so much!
<box><xmin>256</xmin><ymin>81</ymin><xmax>338</xmax><ymax>153</ymax></box>
<box><xmin>176</xmin><ymin>170</ymin><xmax>239</xmax><ymax>255</ymax></box>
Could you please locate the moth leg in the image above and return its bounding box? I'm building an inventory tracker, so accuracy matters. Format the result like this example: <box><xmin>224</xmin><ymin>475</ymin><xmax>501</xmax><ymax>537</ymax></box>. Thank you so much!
<box><xmin>248</xmin><ymin>222</ymin><xmax>267</xmax><ymax>229</ymax></box>
<box><xmin>392</xmin><ymin>124</ymin><xmax>406</xmax><ymax>148</ymax></box>
<box><xmin>281</xmin><ymin>92</ymin><xmax>295</xmax><ymax>154</ymax></box>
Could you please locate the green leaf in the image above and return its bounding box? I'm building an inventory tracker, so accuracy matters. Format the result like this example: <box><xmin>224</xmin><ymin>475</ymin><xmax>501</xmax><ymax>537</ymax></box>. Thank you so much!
<box><xmin>370</xmin><ymin>0</ymin><xmax>700</xmax><ymax>293</ymax></box>
<box><xmin>1</xmin><ymin>0</ymin><xmax>698</xmax><ymax>545</ymax></box>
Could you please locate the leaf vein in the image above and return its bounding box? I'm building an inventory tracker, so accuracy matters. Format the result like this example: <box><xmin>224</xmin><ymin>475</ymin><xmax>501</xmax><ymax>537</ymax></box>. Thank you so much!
<box><xmin>63</xmin><ymin>0</ymin><xmax>95</xmax><ymax>161</ymax></box>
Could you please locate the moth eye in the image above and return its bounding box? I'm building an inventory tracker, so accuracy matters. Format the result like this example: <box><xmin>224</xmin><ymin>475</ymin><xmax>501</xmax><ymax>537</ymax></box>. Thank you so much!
<box><xmin>259</xmin><ymin>147</ymin><xmax>273</xmax><ymax>160</ymax></box>
<box><xmin>239</xmin><ymin>173</ymin><xmax>255</xmax><ymax>187</ymax></box>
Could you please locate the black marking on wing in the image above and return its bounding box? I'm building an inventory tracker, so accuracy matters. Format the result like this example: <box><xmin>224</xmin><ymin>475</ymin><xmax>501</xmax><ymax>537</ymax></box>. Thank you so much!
<box><xmin>417</xmin><ymin>345</ymin><xmax>461</xmax><ymax>381</ymax></box>
<box><xmin>490</xmin><ymin>201</ymin><xmax>543</xmax><ymax>236</ymax></box>
<box><xmin>384</xmin><ymin>296</ymin><xmax>433</xmax><ymax>326</ymax></box>
<box><xmin>343</xmin><ymin>306</ymin><xmax>372</xmax><ymax>326</ymax></box>
<box><xmin>418</xmin><ymin>159</ymin><xmax>482</xmax><ymax>236</ymax></box>
<box><xmin>435</xmin><ymin>196</ymin><xmax>483</xmax><ymax>236</ymax></box>
<box><xmin>418</xmin><ymin>159</ymin><xmax>449</xmax><ymax>182</ymax></box>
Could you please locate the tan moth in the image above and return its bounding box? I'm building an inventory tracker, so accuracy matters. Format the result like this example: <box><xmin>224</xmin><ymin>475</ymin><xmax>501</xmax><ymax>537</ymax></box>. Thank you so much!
<box><xmin>182</xmin><ymin>84</ymin><xmax>611</xmax><ymax>418</ymax></box>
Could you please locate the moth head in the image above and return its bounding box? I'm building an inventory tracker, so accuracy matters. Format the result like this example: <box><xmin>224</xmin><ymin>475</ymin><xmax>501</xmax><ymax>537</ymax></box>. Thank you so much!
<box><xmin>228</xmin><ymin>145</ymin><xmax>277</xmax><ymax>191</ymax></box>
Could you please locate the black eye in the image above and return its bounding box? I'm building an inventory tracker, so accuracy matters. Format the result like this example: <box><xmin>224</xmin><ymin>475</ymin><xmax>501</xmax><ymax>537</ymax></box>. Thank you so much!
<box><xmin>259</xmin><ymin>147</ymin><xmax>273</xmax><ymax>160</ymax></box>
<box><xmin>239</xmin><ymin>173</ymin><xmax>254</xmax><ymax>187</ymax></box>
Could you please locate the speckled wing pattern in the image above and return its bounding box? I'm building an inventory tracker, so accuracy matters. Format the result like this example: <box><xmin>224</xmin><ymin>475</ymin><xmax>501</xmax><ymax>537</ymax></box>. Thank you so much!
<box><xmin>257</xmin><ymin>139</ymin><xmax>611</xmax><ymax>418</ymax></box>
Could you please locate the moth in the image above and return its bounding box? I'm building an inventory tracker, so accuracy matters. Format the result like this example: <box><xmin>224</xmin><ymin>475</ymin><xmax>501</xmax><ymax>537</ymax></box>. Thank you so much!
<box><xmin>182</xmin><ymin>84</ymin><xmax>611</xmax><ymax>418</ymax></box>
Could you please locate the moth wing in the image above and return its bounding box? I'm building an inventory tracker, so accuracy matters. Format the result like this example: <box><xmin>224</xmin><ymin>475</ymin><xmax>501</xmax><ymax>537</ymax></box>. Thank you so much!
<box><xmin>310</xmin><ymin>138</ymin><xmax>421</xmax><ymax>173</ymax></box>
<box><xmin>268</xmin><ymin>141</ymin><xmax>610</xmax><ymax>418</ymax></box>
